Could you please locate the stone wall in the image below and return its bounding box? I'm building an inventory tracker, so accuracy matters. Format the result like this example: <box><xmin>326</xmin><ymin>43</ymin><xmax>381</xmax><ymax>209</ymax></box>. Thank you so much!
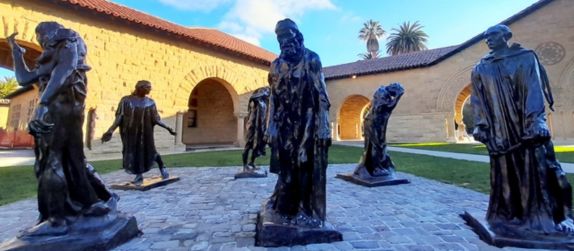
<box><xmin>327</xmin><ymin>0</ymin><xmax>574</xmax><ymax>143</ymax></box>
<box><xmin>0</xmin><ymin>0</ymin><xmax>271</xmax><ymax>157</ymax></box>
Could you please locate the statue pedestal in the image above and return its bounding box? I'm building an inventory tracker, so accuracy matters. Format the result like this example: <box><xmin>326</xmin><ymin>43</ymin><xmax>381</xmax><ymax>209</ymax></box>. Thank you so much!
<box><xmin>335</xmin><ymin>173</ymin><xmax>409</xmax><ymax>187</ymax></box>
<box><xmin>255</xmin><ymin>206</ymin><xmax>342</xmax><ymax>247</ymax></box>
<box><xmin>234</xmin><ymin>168</ymin><xmax>267</xmax><ymax>179</ymax></box>
<box><xmin>0</xmin><ymin>212</ymin><xmax>140</xmax><ymax>251</ymax></box>
<box><xmin>462</xmin><ymin>211</ymin><xmax>574</xmax><ymax>250</ymax></box>
<box><xmin>111</xmin><ymin>176</ymin><xmax>180</xmax><ymax>191</ymax></box>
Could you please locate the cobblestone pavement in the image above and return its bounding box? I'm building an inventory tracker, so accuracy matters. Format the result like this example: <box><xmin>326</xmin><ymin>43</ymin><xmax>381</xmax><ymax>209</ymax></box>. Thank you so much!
<box><xmin>0</xmin><ymin>164</ymin><xmax>548</xmax><ymax>250</ymax></box>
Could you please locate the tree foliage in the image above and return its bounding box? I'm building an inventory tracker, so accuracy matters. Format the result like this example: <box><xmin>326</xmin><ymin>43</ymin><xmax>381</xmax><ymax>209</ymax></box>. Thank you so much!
<box><xmin>386</xmin><ymin>21</ymin><xmax>428</xmax><ymax>56</ymax></box>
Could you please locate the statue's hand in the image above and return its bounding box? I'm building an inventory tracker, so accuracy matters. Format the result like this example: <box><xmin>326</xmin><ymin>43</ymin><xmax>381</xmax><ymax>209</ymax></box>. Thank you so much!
<box><xmin>101</xmin><ymin>130</ymin><xmax>113</xmax><ymax>143</ymax></box>
<box><xmin>167</xmin><ymin>127</ymin><xmax>176</xmax><ymax>136</ymax></box>
<box><xmin>472</xmin><ymin>127</ymin><xmax>488</xmax><ymax>143</ymax></box>
<box><xmin>525</xmin><ymin>123</ymin><xmax>551</xmax><ymax>143</ymax></box>
<box><xmin>7</xmin><ymin>32</ymin><xmax>25</xmax><ymax>54</ymax></box>
<box><xmin>28</xmin><ymin>105</ymin><xmax>53</xmax><ymax>135</ymax></box>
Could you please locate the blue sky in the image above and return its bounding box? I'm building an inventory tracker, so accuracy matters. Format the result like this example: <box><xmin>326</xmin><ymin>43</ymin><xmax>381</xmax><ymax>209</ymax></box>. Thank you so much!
<box><xmin>0</xmin><ymin>0</ymin><xmax>538</xmax><ymax>78</ymax></box>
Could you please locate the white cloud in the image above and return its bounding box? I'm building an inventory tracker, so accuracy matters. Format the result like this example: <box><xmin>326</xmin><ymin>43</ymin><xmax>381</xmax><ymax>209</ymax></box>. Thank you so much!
<box><xmin>219</xmin><ymin>0</ymin><xmax>336</xmax><ymax>45</ymax></box>
<box><xmin>158</xmin><ymin>0</ymin><xmax>231</xmax><ymax>11</ymax></box>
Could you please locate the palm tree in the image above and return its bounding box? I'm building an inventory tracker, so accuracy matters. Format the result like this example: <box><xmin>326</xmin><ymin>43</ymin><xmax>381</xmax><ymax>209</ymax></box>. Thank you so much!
<box><xmin>358</xmin><ymin>19</ymin><xmax>385</xmax><ymax>59</ymax></box>
<box><xmin>0</xmin><ymin>76</ymin><xmax>18</xmax><ymax>98</ymax></box>
<box><xmin>358</xmin><ymin>51</ymin><xmax>380</xmax><ymax>60</ymax></box>
<box><xmin>386</xmin><ymin>21</ymin><xmax>428</xmax><ymax>56</ymax></box>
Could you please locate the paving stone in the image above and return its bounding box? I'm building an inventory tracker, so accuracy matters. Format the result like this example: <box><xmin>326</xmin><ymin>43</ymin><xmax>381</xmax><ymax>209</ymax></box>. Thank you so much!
<box><xmin>150</xmin><ymin>240</ymin><xmax>180</xmax><ymax>249</ymax></box>
<box><xmin>350</xmin><ymin>240</ymin><xmax>380</xmax><ymax>249</ymax></box>
<box><xmin>0</xmin><ymin>164</ymin><xmax>532</xmax><ymax>251</ymax></box>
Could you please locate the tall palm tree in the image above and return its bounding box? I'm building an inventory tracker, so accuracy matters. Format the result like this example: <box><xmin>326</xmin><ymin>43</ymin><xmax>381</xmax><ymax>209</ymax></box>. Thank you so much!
<box><xmin>386</xmin><ymin>21</ymin><xmax>428</xmax><ymax>56</ymax></box>
<box><xmin>358</xmin><ymin>19</ymin><xmax>385</xmax><ymax>59</ymax></box>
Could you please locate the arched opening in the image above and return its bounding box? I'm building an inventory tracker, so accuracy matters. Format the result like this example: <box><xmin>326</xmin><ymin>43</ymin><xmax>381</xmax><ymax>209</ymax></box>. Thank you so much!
<box><xmin>0</xmin><ymin>39</ymin><xmax>41</xmax><ymax>148</ymax></box>
<box><xmin>338</xmin><ymin>95</ymin><xmax>370</xmax><ymax>140</ymax></box>
<box><xmin>453</xmin><ymin>84</ymin><xmax>474</xmax><ymax>143</ymax></box>
<box><xmin>182</xmin><ymin>78</ymin><xmax>238</xmax><ymax>147</ymax></box>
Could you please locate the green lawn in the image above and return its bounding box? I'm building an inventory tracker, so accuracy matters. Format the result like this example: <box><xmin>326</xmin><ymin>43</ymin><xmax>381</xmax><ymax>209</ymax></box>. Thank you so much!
<box><xmin>2</xmin><ymin>145</ymin><xmax>574</xmax><ymax>206</ymax></box>
<box><xmin>391</xmin><ymin>142</ymin><xmax>574</xmax><ymax>163</ymax></box>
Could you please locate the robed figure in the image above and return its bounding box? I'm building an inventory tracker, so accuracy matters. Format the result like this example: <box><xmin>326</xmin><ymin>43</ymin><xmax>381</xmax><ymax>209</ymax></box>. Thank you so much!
<box><xmin>353</xmin><ymin>83</ymin><xmax>405</xmax><ymax>182</ymax></box>
<box><xmin>467</xmin><ymin>24</ymin><xmax>574</xmax><ymax>243</ymax></box>
<box><xmin>243</xmin><ymin>86</ymin><xmax>270</xmax><ymax>170</ymax></box>
<box><xmin>103</xmin><ymin>80</ymin><xmax>176</xmax><ymax>185</ymax></box>
<box><xmin>256</xmin><ymin>19</ymin><xmax>341</xmax><ymax>247</ymax></box>
<box><xmin>1</xmin><ymin>22</ymin><xmax>138</xmax><ymax>250</ymax></box>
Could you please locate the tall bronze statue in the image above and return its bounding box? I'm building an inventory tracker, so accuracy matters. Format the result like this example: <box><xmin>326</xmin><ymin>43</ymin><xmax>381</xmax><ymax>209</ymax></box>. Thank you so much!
<box><xmin>102</xmin><ymin>80</ymin><xmax>178</xmax><ymax>188</ymax></box>
<box><xmin>336</xmin><ymin>83</ymin><xmax>409</xmax><ymax>187</ymax></box>
<box><xmin>256</xmin><ymin>18</ymin><xmax>341</xmax><ymax>247</ymax></box>
<box><xmin>235</xmin><ymin>86</ymin><xmax>269</xmax><ymax>179</ymax></box>
<box><xmin>463</xmin><ymin>24</ymin><xmax>574</xmax><ymax>249</ymax></box>
<box><xmin>0</xmin><ymin>22</ymin><xmax>138</xmax><ymax>251</ymax></box>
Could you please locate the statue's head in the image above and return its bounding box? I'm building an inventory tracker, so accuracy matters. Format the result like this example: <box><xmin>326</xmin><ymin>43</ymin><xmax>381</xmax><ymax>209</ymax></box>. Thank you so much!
<box><xmin>484</xmin><ymin>24</ymin><xmax>512</xmax><ymax>51</ymax></box>
<box><xmin>134</xmin><ymin>80</ymin><xmax>152</xmax><ymax>97</ymax></box>
<box><xmin>35</xmin><ymin>21</ymin><xmax>64</xmax><ymax>47</ymax></box>
<box><xmin>372</xmin><ymin>83</ymin><xmax>404</xmax><ymax>110</ymax></box>
<box><xmin>275</xmin><ymin>18</ymin><xmax>304</xmax><ymax>62</ymax></box>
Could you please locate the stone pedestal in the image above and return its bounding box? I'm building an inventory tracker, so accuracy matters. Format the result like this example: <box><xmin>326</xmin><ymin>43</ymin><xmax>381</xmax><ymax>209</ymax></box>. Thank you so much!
<box><xmin>111</xmin><ymin>176</ymin><xmax>180</xmax><ymax>191</ymax></box>
<box><xmin>335</xmin><ymin>173</ymin><xmax>409</xmax><ymax>187</ymax></box>
<box><xmin>255</xmin><ymin>206</ymin><xmax>342</xmax><ymax>247</ymax></box>
<box><xmin>462</xmin><ymin>211</ymin><xmax>574</xmax><ymax>250</ymax></box>
<box><xmin>0</xmin><ymin>212</ymin><xmax>140</xmax><ymax>251</ymax></box>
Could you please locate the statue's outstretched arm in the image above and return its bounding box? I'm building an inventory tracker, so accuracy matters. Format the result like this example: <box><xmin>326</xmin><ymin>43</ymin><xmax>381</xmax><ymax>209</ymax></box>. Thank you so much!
<box><xmin>7</xmin><ymin>33</ymin><xmax>39</xmax><ymax>86</ymax></box>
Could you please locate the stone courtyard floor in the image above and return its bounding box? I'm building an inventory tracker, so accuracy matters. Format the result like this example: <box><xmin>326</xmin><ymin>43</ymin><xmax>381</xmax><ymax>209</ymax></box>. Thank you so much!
<box><xmin>0</xmin><ymin>164</ymin><xmax>548</xmax><ymax>250</ymax></box>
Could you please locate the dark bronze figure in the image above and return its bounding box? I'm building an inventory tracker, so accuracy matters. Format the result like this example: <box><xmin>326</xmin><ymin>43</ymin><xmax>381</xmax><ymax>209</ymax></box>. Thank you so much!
<box><xmin>235</xmin><ymin>86</ymin><xmax>269</xmax><ymax>179</ymax></box>
<box><xmin>0</xmin><ymin>22</ymin><xmax>139</xmax><ymax>251</ymax></box>
<box><xmin>462</xmin><ymin>24</ymin><xmax>574</xmax><ymax>249</ymax></box>
<box><xmin>336</xmin><ymin>83</ymin><xmax>409</xmax><ymax>187</ymax></box>
<box><xmin>255</xmin><ymin>18</ymin><xmax>341</xmax><ymax>247</ymax></box>
<box><xmin>102</xmin><ymin>80</ymin><xmax>176</xmax><ymax>185</ymax></box>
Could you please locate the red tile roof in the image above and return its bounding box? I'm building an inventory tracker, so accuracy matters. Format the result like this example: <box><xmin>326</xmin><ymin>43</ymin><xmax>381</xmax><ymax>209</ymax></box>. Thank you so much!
<box><xmin>324</xmin><ymin>46</ymin><xmax>459</xmax><ymax>80</ymax></box>
<box><xmin>45</xmin><ymin>0</ymin><xmax>276</xmax><ymax>65</ymax></box>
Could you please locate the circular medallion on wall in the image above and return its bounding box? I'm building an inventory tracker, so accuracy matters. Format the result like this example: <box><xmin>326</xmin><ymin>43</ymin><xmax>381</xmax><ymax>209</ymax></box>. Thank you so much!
<box><xmin>535</xmin><ymin>41</ymin><xmax>566</xmax><ymax>65</ymax></box>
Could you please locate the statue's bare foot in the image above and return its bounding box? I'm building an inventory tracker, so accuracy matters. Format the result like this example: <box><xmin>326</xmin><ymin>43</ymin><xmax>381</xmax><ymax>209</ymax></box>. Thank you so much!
<box><xmin>132</xmin><ymin>174</ymin><xmax>143</xmax><ymax>185</ymax></box>
<box><xmin>160</xmin><ymin>167</ymin><xmax>169</xmax><ymax>179</ymax></box>
<box><xmin>556</xmin><ymin>218</ymin><xmax>574</xmax><ymax>233</ymax></box>
<box><xmin>22</xmin><ymin>218</ymin><xmax>68</xmax><ymax>237</ymax></box>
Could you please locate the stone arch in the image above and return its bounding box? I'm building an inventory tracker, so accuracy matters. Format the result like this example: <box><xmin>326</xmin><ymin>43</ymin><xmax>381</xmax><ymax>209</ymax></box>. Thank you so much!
<box><xmin>556</xmin><ymin>56</ymin><xmax>574</xmax><ymax>109</ymax></box>
<box><xmin>435</xmin><ymin>65</ymin><xmax>473</xmax><ymax>112</ymax></box>
<box><xmin>453</xmin><ymin>84</ymin><xmax>473</xmax><ymax>142</ymax></box>
<box><xmin>337</xmin><ymin>95</ymin><xmax>370</xmax><ymax>140</ymax></box>
<box><xmin>173</xmin><ymin>65</ymin><xmax>244</xmax><ymax>113</ymax></box>
<box><xmin>182</xmin><ymin>77</ymin><xmax>238</xmax><ymax>146</ymax></box>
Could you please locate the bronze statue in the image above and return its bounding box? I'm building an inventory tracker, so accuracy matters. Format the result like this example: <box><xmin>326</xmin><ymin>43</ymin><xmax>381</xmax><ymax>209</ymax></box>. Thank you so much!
<box><xmin>102</xmin><ymin>80</ymin><xmax>176</xmax><ymax>185</ymax></box>
<box><xmin>337</xmin><ymin>83</ymin><xmax>409</xmax><ymax>187</ymax></box>
<box><xmin>256</xmin><ymin>18</ymin><xmax>341</xmax><ymax>247</ymax></box>
<box><xmin>235</xmin><ymin>86</ymin><xmax>269</xmax><ymax>179</ymax></box>
<box><xmin>463</xmin><ymin>24</ymin><xmax>574</xmax><ymax>249</ymax></box>
<box><xmin>1</xmin><ymin>22</ymin><xmax>138</xmax><ymax>250</ymax></box>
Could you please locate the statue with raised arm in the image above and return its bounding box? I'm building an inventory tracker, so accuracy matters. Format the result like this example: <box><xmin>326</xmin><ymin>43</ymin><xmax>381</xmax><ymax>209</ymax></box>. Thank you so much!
<box><xmin>102</xmin><ymin>80</ymin><xmax>178</xmax><ymax>187</ymax></box>
<box><xmin>462</xmin><ymin>24</ymin><xmax>574</xmax><ymax>249</ymax></box>
<box><xmin>336</xmin><ymin>83</ymin><xmax>409</xmax><ymax>187</ymax></box>
<box><xmin>255</xmin><ymin>18</ymin><xmax>341</xmax><ymax>247</ymax></box>
<box><xmin>235</xmin><ymin>86</ymin><xmax>269</xmax><ymax>179</ymax></box>
<box><xmin>0</xmin><ymin>22</ymin><xmax>139</xmax><ymax>251</ymax></box>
